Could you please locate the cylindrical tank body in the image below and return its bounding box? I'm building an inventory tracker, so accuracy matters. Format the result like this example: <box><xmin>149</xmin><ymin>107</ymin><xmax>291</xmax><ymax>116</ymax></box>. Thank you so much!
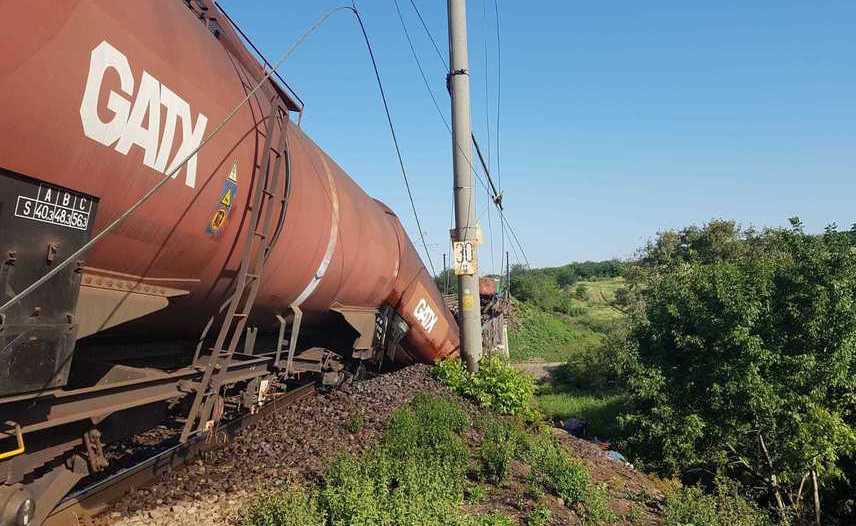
<box><xmin>0</xmin><ymin>0</ymin><xmax>459</xmax><ymax>364</ymax></box>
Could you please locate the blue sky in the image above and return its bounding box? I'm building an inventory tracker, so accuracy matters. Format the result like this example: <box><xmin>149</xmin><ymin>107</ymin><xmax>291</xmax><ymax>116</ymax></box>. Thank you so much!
<box><xmin>219</xmin><ymin>1</ymin><xmax>855</xmax><ymax>271</ymax></box>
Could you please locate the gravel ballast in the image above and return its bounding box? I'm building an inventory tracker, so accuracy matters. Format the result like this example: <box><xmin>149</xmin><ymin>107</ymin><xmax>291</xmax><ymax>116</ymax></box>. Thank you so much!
<box><xmin>105</xmin><ymin>364</ymin><xmax>450</xmax><ymax>526</ymax></box>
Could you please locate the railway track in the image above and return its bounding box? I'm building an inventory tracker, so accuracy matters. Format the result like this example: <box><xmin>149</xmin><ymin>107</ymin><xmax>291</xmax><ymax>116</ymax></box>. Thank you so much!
<box><xmin>42</xmin><ymin>383</ymin><xmax>318</xmax><ymax>526</ymax></box>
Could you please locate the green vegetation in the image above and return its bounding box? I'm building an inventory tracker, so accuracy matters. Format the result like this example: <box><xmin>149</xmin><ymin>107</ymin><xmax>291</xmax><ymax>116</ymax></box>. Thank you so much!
<box><xmin>251</xmin><ymin>214</ymin><xmax>856</xmax><ymax>524</ymax></box>
<box><xmin>524</xmin><ymin>506</ymin><xmax>551</xmax><ymax>526</ymax></box>
<box><xmin>505</xmin><ymin>218</ymin><xmax>856</xmax><ymax>522</ymax></box>
<box><xmin>524</xmin><ymin>431</ymin><xmax>590</xmax><ymax>505</ymax></box>
<box><xmin>508</xmin><ymin>300</ymin><xmax>599</xmax><ymax>363</ymax></box>
<box><xmin>521</xmin><ymin>430</ymin><xmax>616</xmax><ymax>523</ymax></box>
<box><xmin>507</xmin><ymin>264</ymin><xmax>624</xmax><ymax>364</ymax></box>
<box><xmin>434</xmin><ymin>355</ymin><xmax>535</xmax><ymax>417</ymax></box>
<box><xmin>243</xmin><ymin>389</ymin><xmax>623</xmax><ymax>526</ymax></box>
<box><xmin>320</xmin><ymin>395</ymin><xmax>472</xmax><ymax>525</ymax></box>
<box><xmin>346</xmin><ymin>413</ymin><xmax>364</xmax><ymax>434</ymax></box>
<box><xmin>664</xmin><ymin>481</ymin><xmax>772</xmax><ymax>526</ymax></box>
<box><xmin>245</xmin><ymin>395</ymin><xmax>473</xmax><ymax>526</ymax></box>
<box><xmin>243</xmin><ymin>485</ymin><xmax>326</xmax><ymax>526</ymax></box>
<box><xmin>477</xmin><ymin>416</ymin><xmax>523</xmax><ymax>483</ymax></box>
<box><xmin>505</xmin><ymin>264</ymin><xmax>629</xmax><ymax>443</ymax></box>
<box><xmin>618</xmin><ymin>219</ymin><xmax>856</xmax><ymax>523</ymax></box>
<box><xmin>535</xmin><ymin>386</ymin><xmax>625</xmax><ymax>439</ymax></box>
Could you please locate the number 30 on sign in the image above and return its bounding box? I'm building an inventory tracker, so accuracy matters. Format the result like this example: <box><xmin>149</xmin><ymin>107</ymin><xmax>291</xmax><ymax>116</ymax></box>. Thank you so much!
<box><xmin>453</xmin><ymin>241</ymin><xmax>477</xmax><ymax>275</ymax></box>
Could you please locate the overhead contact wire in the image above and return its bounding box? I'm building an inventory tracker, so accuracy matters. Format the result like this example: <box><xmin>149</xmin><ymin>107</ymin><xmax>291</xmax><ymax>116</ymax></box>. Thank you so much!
<box><xmin>350</xmin><ymin>3</ymin><xmax>436</xmax><ymax>276</ymax></box>
<box><xmin>403</xmin><ymin>0</ymin><xmax>528</xmax><ymax>267</ymax></box>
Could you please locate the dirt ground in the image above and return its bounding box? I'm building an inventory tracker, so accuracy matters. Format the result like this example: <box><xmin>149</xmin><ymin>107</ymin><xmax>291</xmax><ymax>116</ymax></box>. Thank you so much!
<box><xmin>512</xmin><ymin>361</ymin><xmax>564</xmax><ymax>382</ymax></box>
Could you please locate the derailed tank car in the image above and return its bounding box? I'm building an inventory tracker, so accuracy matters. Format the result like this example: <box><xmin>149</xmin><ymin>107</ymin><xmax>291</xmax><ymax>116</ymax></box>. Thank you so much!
<box><xmin>0</xmin><ymin>1</ymin><xmax>459</xmax><ymax>524</ymax></box>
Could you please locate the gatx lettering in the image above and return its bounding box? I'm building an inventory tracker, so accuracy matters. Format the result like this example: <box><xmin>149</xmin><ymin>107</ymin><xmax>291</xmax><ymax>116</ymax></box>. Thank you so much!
<box><xmin>79</xmin><ymin>41</ymin><xmax>208</xmax><ymax>188</ymax></box>
<box><xmin>413</xmin><ymin>298</ymin><xmax>439</xmax><ymax>334</ymax></box>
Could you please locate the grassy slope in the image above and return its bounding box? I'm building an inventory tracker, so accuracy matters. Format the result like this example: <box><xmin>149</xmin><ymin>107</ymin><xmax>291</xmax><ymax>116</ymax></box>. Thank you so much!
<box><xmin>509</xmin><ymin>277</ymin><xmax>627</xmax><ymax>438</ymax></box>
<box><xmin>507</xmin><ymin>302</ymin><xmax>593</xmax><ymax>363</ymax></box>
<box><xmin>509</xmin><ymin>277</ymin><xmax>624</xmax><ymax>364</ymax></box>
<box><xmin>536</xmin><ymin>384</ymin><xmax>626</xmax><ymax>439</ymax></box>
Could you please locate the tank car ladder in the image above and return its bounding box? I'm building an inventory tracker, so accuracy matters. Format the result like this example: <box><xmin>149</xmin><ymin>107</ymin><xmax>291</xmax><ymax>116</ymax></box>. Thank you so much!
<box><xmin>180</xmin><ymin>108</ymin><xmax>287</xmax><ymax>443</ymax></box>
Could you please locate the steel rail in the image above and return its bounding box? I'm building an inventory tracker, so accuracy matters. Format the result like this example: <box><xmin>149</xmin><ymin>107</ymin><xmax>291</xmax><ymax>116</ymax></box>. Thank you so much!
<box><xmin>41</xmin><ymin>383</ymin><xmax>317</xmax><ymax>526</ymax></box>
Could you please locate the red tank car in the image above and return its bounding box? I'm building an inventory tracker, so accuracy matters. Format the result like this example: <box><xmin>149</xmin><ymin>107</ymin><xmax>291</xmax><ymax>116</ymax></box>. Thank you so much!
<box><xmin>0</xmin><ymin>2</ymin><xmax>461</xmax><ymax>523</ymax></box>
<box><xmin>0</xmin><ymin>0</ymin><xmax>458</xmax><ymax>390</ymax></box>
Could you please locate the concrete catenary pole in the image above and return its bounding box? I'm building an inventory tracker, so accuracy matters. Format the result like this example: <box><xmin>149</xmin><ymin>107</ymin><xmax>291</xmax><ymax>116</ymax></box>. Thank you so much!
<box><xmin>447</xmin><ymin>0</ymin><xmax>483</xmax><ymax>372</ymax></box>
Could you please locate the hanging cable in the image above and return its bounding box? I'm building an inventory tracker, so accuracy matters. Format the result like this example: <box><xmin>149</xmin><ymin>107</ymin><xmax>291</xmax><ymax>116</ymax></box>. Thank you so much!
<box><xmin>394</xmin><ymin>0</ymin><xmax>503</xmax><ymax>211</ymax></box>
<box><xmin>499</xmin><ymin>210</ymin><xmax>529</xmax><ymax>267</ymax></box>
<box><xmin>408</xmin><ymin>0</ymin><xmax>448</xmax><ymax>68</ymax></box>
<box><xmin>393</xmin><ymin>0</ymin><xmax>482</xmax><ymax>243</ymax></box>
<box><xmin>493</xmin><ymin>0</ymin><xmax>503</xmax><ymax>193</ymax></box>
<box><xmin>482</xmin><ymin>0</ymin><xmax>492</xmax><ymax>178</ymax></box>
<box><xmin>405</xmin><ymin>1</ymin><xmax>503</xmax><ymax>213</ymax></box>
<box><xmin>350</xmin><ymin>3</ymin><xmax>436</xmax><ymax>276</ymax></box>
<box><xmin>401</xmin><ymin>0</ymin><xmax>527</xmax><ymax>268</ymax></box>
<box><xmin>392</xmin><ymin>0</ymin><xmax>450</xmax><ymax>132</ymax></box>
<box><xmin>492</xmin><ymin>0</ymin><xmax>506</xmax><ymax>267</ymax></box>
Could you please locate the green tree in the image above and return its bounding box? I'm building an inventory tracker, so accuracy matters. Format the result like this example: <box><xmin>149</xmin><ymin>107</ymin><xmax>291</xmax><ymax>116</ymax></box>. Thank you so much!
<box><xmin>620</xmin><ymin>220</ymin><xmax>856</xmax><ymax>522</ymax></box>
<box><xmin>434</xmin><ymin>268</ymin><xmax>459</xmax><ymax>296</ymax></box>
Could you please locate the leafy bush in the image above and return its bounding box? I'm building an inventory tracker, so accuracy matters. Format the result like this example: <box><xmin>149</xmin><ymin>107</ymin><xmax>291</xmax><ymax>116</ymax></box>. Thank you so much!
<box><xmin>320</xmin><ymin>452</ymin><xmax>393</xmax><ymax>525</ymax></box>
<box><xmin>243</xmin><ymin>485</ymin><xmax>326</xmax><ymax>526</ymax></box>
<box><xmin>525</xmin><ymin>506</ymin><xmax>552</xmax><ymax>526</ymax></box>
<box><xmin>664</xmin><ymin>482</ymin><xmax>772</xmax><ymax>526</ymax></box>
<box><xmin>478</xmin><ymin>417</ymin><xmax>524</xmax><ymax>483</ymax></box>
<box><xmin>524</xmin><ymin>435</ymin><xmax>615</xmax><ymax>523</ymax></box>
<box><xmin>583</xmin><ymin>483</ymin><xmax>616</xmax><ymax>526</ymax></box>
<box><xmin>382</xmin><ymin>394</ymin><xmax>470</xmax><ymax>469</ymax></box>
<box><xmin>434</xmin><ymin>356</ymin><xmax>469</xmax><ymax>390</ymax></box>
<box><xmin>620</xmin><ymin>221</ymin><xmax>856</xmax><ymax>521</ymax></box>
<box><xmin>511</xmin><ymin>270</ymin><xmax>567</xmax><ymax>312</ymax></box>
<box><xmin>554</xmin><ymin>323</ymin><xmax>630</xmax><ymax>393</ymax></box>
<box><xmin>473</xmin><ymin>513</ymin><xmax>516</xmax><ymax>526</ymax></box>
<box><xmin>435</xmin><ymin>356</ymin><xmax>535</xmax><ymax>416</ymax></box>
<box><xmin>346</xmin><ymin>413</ymin><xmax>364</xmax><ymax>434</ymax></box>
<box><xmin>321</xmin><ymin>395</ymin><xmax>472</xmax><ymax>526</ymax></box>
<box><xmin>524</xmin><ymin>433</ymin><xmax>591</xmax><ymax>506</ymax></box>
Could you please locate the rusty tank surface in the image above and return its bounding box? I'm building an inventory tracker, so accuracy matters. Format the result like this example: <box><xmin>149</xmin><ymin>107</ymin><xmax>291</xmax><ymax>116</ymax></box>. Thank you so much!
<box><xmin>0</xmin><ymin>0</ymin><xmax>458</xmax><ymax>384</ymax></box>
<box><xmin>0</xmin><ymin>2</ymin><xmax>463</xmax><ymax>523</ymax></box>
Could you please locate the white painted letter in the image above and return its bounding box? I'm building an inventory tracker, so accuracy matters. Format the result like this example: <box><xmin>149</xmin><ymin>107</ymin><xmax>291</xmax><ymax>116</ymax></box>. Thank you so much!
<box><xmin>80</xmin><ymin>41</ymin><xmax>134</xmax><ymax>146</ymax></box>
<box><xmin>155</xmin><ymin>84</ymin><xmax>183</xmax><ymax>173</ymax></box>
<box><xmin>166</xmin><ymin>104</ymin><xmax>208</xmax><ymax>188</ymax></box>
<box><xmin>115</xmin><ymin>71</ymin><xmax>161</xmax><ymax>168</ymax></box>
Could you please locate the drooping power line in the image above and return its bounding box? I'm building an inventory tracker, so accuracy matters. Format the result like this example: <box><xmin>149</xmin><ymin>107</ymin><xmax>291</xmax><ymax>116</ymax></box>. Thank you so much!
<box><xmin>351</xmin><ymin>5</ymin><xmax>437</xmax><ymax>275</ymax></box>
<box><xmin>398</xmin><ymin>0</ymin><xmax>529</xmax><ymax>268</ymax></box>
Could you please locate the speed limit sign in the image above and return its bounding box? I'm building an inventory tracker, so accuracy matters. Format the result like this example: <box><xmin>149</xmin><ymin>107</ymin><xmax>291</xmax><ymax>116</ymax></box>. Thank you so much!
<box><xmin>452</xmin><ymin>241</ymin><xmax>477</xmax><ymax>275</ymax></box>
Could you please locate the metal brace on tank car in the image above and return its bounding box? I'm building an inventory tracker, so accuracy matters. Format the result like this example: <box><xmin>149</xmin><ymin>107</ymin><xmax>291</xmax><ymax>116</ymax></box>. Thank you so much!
<box><xmin>82</xmin><ymin>429</ymin><xmax>107</xmax><ymax>473</ymax></box>
<box><xmin>180</xmin><ymin>105</ymin><xmax>288</xmax><ymax>443</ymax></box>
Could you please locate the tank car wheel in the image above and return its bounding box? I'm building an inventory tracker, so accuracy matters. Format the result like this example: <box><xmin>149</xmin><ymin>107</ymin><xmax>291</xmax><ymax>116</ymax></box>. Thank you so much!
<box><xmin>0</xmin><ymin>485</ymin><xmax>34</xmax><ymax>526</ymax></box>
